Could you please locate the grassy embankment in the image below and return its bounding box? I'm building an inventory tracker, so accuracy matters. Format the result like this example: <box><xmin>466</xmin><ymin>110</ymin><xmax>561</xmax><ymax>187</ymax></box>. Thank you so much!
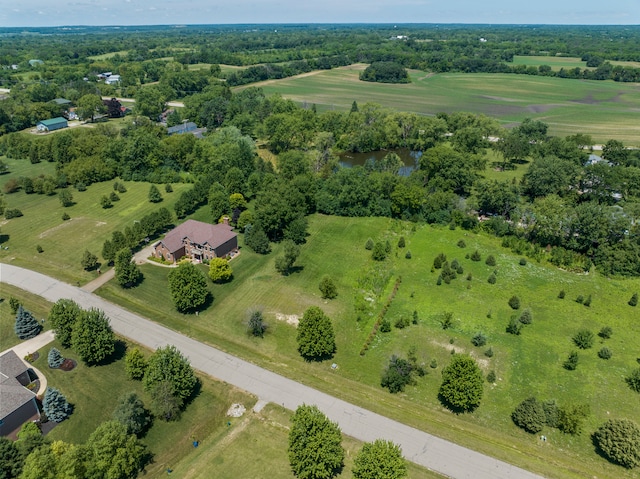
<box><xmin>246</xmin><ymin>64</ymin><xmax>640</xmax><ymax>144</ymax></box>
<box><xmin>97</xmin><ymin>213</ymin><xmax>640</xmax><ymax>479</ymax></box>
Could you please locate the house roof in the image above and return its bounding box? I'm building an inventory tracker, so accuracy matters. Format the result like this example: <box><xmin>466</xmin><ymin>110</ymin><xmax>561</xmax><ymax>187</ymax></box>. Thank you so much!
<box><xmin>37</xmin><ymin>117</ymin><xmax>68</xmax><ymax>127</ymax></box>
<box><xmin>161</xmin><ymin>219</ymin><xmax>237</xmax><ymax>254</ymax></box>
<box><xmin>0</xmin><ymin>351</ymin><xmax>35</xmax><ymax>421</ymax></box>
<box><xmin>51</xmin><ymin>98</ymin><xmax>72</xmax><ymax>105</ymax></box>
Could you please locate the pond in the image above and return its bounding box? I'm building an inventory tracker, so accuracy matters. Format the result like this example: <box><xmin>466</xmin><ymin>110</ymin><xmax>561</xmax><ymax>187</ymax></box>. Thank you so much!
<box><xmin>338</xmin><ymin>148</ymin><xmax>422</xmax><ymax>176</ymax></box>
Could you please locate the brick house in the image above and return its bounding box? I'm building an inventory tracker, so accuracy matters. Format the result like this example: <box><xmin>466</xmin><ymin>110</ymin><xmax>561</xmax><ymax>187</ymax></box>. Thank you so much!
<box><xmin>0</xmin><ymin>351</ymin><xmax>40</xmax><ymax>437</ymax></box>
<box><xmin>153</xmin><ymin>219</ymin><xmax>238</xmax><ymax>263</ymax></box>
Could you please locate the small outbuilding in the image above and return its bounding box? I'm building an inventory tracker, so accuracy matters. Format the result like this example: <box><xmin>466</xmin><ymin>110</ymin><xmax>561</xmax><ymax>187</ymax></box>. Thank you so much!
<box><xmin>36</xmin><ymin>117</ymin><xmax>68</xmax><ymax>132</ymax></box>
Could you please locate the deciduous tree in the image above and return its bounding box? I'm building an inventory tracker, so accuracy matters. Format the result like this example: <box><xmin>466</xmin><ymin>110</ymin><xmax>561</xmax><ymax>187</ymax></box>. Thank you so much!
<box><xmin>167</xmin><ymin>262</ymin><xmax>210</xmax><ymax>313</ymax></box>
<box><xmin>296</xmin><ymin>307</ymin><xmax>336</xmax><ymax>361</ymax></box>
<box><xmin>48</xmin><ymin>299</ymin><xmax>81</xmax><ymax>348</ymax></box>
<box><xmin>144</xmin><ymin>345</ymin><xmax>197</xmax><ymax>403</ymax></box>
<box><xmin>352</xmin><ymin>439</ymin><xmax>407</xmax><ymax>479</ymax></box>
<box><xmin>438</xmin><ymin>355</ymin><xmax>484</xmax><ymax>412</ymax></box>
<box><xmin>114</xmin><ymin>248</ymin><xmax>142</xmax><ymax>288</ymax></box>
<box><xmin>208</xmin><ymin>257</ymin><xmax>232</xmax><ymax>283</ymax></box>
<box><xmin>72</xmin><ymin>307</ymin><xmax>115</xmax><ymax>365</ymax></box>
<box><xmin>125</xmin><ymin>347</ymin><xmax>147</xmax><ymax>380</ymax></box>
<box><xmin>288</xmin><ymin>405</ymin><xmax>344</xmax><ymax>479</ymax></box>
<box><xmin>85</xmin><ymin>421</ymin><xmax>147</xmax><ymax>479</ymax></box>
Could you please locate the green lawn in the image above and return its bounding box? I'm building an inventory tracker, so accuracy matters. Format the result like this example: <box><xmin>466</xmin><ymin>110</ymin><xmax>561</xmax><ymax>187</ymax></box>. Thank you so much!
<box><xmin>0</xmin><ymin>284</ymin><xmax>52</xmax><ymax>351</ymax></box>
<box><xmin>30</xmin><ymin>336</ymin><xmax>257</xmax><ymax>474</ymax></box>
<box><xmin>170</xmin><ymin>403</ymin><xmax>444</xmax><ymax>479</ymax></box>
<box><xmin>511</xmin><ymin>56</ymin><xmax>590</xmax><ymax>71</ymax></box>
<box><xmin>96</xmin><ymin>213</ymin><xmax>640</xmax><ymax>479</ymax></box>
<box><xmin>248</xmin><ymin>65</ymin><xmax>640</xmax><ymax>144</ymax></box>
<box><xmin>0</xmin><ymin>158</ymin><xmax>191</xmax><ymax>283</ymax></box>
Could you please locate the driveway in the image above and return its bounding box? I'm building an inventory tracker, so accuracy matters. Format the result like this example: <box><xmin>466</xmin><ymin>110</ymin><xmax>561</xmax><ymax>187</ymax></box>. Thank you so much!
<box><xmin>0</xmin><ymin>263</ymin><xmax>544</xmax><ymax>479</ymax></box>
<box><xmin>1</xmin><ymin>330</ymin><xmax>56</xmax><ymax>396</ymax></box>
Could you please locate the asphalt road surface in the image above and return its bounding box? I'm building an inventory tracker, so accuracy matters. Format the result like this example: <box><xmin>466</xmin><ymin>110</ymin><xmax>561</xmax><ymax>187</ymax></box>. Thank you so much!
<box><xmin>0</xmin><ymin>263</ymin><xmax>545</xmax><ymax>479</ymax></box>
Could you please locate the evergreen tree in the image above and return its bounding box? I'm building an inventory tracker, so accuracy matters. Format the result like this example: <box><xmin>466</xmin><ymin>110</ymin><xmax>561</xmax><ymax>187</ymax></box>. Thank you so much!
<box><xmin>247</xmin><ymin>310</ymin><xmax>267</xmax><ymax>337</ymax></box>
<box><xmin>14</xmin><ymin>305</ymin><xmax>42</xmax><ymax>340</ymax></box>
<box><xmin>594</xmin><ymin>419</ymin><xmax>640</xmax><ymax>469</ymax></box>
<box><xmin>245</xmin><ymin>224</ymin><xmax>271</xmax><ymax>254</ymax></box>
<box><xmin>148</xmin><ymin>184</ymin><xmax>163</xmax><ymax>203</ymax></box>
<box><xmin>42</xmin><ymin>387</ymin><xmax>72</xmax><ymax>422</ymax></box>
<box><xmin>47</xmin><ymin>347</ymin><xmax>64</xmax><ymax>368</ymax></box>
<box><xmin>112</xmin><ymin>393</ymin><xmax>151</xmax><ymax>436</ymax></box>
<box><xmin>319</xmin><ymin>275</ymin><xmax>338</xmax><ymax>299</ymax></box>
<box><xmin>296</xmin><ymin>307</ymin><xmax>336</xmax><ymax>361</ymax></box>
<box><xmin>288</xmin><ymin>405</ymin><xmax>344</xmax><ymax>479</ymax></box>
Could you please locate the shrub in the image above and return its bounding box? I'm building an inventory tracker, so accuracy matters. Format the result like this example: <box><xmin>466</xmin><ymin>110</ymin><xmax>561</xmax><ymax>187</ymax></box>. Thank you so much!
<box><xmin>47</xmin><ymin>347</ymin><xmax>64</xmax><ymax>368</ymax></box>
<box><xmin>519</xmin><ymin>309</ymin><xmax>532</xmax><ymax>325</ymax></box>
<box><xmin>542</xmin><ymin>400</ymin><xmax>560</xmax><ymax>428</ymax></box>
<box><xmin>165</xmin><ymin>184</ymin><xmax>173</xmax><ymax>193</ymax></box>
<box><xmin>557</xmin><ymin>403</ymin><xmax>589</xmax><ymax>435</ymax></box>
<box><xmin>627</xmin><ymin>368</ymin><xmax>640</xmax><ymax>393</ymax></box>
<box><xmin>75</xmin><ymin>182</ymin><xmax>87</xmax><ymax>191</ymax></box>
<box><xmin>485</xmin><ymin>255</ymin><xmax>496</xmax><ymax>266</ymax></box>
<box><xmin>519</xmin><ymin>258</ymin><xmax>527</xmax><ymax>266</ymax></box>
<box><xmin>436</xmin><ymin>275</ymin><xmax>442</xmax><ymax>286</ymax></box>
<box><xmin>575</xmin><ymin>295</ymin><xmax>584</xmax><ymax>304</ymax></box>
<box><xmin>365</xmin><ymin>238</ymin><xmax>374</xmax><ymax>250</ymax></box>
<box><xmin>508</xmin><ymin>295</ymin><xmax>521</xmax><ymax>310</ymax></box>
<box><xmin>598</xmin><ymin>326</ymin><xmax>613</xmax><ymax>339</ymax></box>
<box><xmin>506</xmin><ymin>317</ymin><xmax>522</xmax><ymax>335</ymax></box>
<box><xmin>486</xmin><ymin>370</ymin><xmax>496</xmax><ymax>383</ymax></box>
<box><xmin>563</xmin><ymin>351</ymin><xmax>579</xmax><ymax>370</ymax></box>
<box><xmin>430</xmin><ymin>359</ymin><xmax>437</xmax><ymax>369</ymax></box>
<box><xmin>62</xmin><ymin>212</ymin><xmax>70</xmax><ymax>220</ymax></box>
<box><xmin>397</xmin><ymin>236</ymin><xmax>405</xmax><ymax>248</ymax></box>
<box><xmin>583</xmin><ymin>294</ymin><xmax>592</xmax><ymax>307</ymax></box>
<box><xmin>593</xmin><ymin>419</ymin><xmax>640</xmax><ymax>469</ymax></box>
<box><xmin>379</xmin><ymin>318</ymin><xmax>391</xmax><ymax>333</ymax></box>
<box><xmin>512</xmin><ymin>397</ymin><xmax>546</xmax><ymax>434</ymax></box>
<box><xmin>471</xmin><ymin>332</ymin><xmax>487</xmax><ymax>347</ymax></box>
<box><xmin>319</xmin><ymin>275</ymin><xmax>338</xmax><ymax>299</ymax></box>
<box><xmin>484</xmin><ymin>347</ymin><xmax>494</xmax><ymax>358</ymax></box>
<box><xmin>598</xmin><ymin>347</ymin><xmax>612</xmax><ymax>360</ymax></box>
<box><xmin>36</xmin><ymin>245</ymin><xmax>43</xmax><ymax>253</ymax></box>
<box><xmin>247</xmin><ymin>310</ymin><xmax>267</xmax><ymax>338</ymax></box>
<box><xmin>466</xmin><ymin>273</ymin><xmax>472</xmax><ymax>281</ymax></box>
<box><xmin>629</xmin><ymin>293</ymin><xmax>638</xmax><ymax>307</ymax></box>
<box><xmin>433</xmin><ymin>253</ymin><xmax>446</xmax><ymax>269</ymax></box>
<box><xmin>5</xmin><ymin>208</ymin><xmax>23</xmax><ymax>219</ymax></box>
<box><xmin>487</xmin><ymin>273</ymin><xmax>496</xmax><ymax>284</ymax></box>
<box><xmin>405</xmin><ymin>250</ymin><xmax>412</xmax><ymax>259</ymax></box>
<box><xmin>381</xmin><ymin>355</ymin><xmax>415</xmax><ymax>393</ymax></box>
<box><xmin>470</xmin><ymin>250</ymin><xmax>481</xmax><ymax>261</ymax></box>
<box><xmin>110</xmin><ymin>191</ymin><xmax>120</xmax><ymax>202</ymax></box>
<box><xmin>101</xmin><ymin>195</ymin><xmax>112</xmax><ymax>208</ymax></box>
<box><xmin>412</xmin><ymin>310</ymin><xmax>418</xmax><ymax>324</ymax></box>
<box><xmin>457</xmin><ymin>239</ymin><xmax>466</xmax><ymax>248</ymax></box>
<box><xmin>572</xmin><ymin>329</ymin><xmax>594</xmax><ymax>349</ymax></box>
<box><xmin>440</xmin><ymin>312</ymin><xmax>453</xmax><ymax>330</ymax></box>
<box><xmin>371</xmin><ymin>242</ymin><xmax>387</xmax><ymax>261</ymax></box>
<box><xmin>394</xmin><ymin>316</ymin><xmax>410</xmax><ymax>329</ymax></box>
<box><xmin>558</xmin><ymin>290</ymin><xmax>565</xmax><ymax>299</ymax></box>
<box><xmin>9</xmin><ymin>297</ymin><xmax>21</xmax><ymax>314</ymax></box>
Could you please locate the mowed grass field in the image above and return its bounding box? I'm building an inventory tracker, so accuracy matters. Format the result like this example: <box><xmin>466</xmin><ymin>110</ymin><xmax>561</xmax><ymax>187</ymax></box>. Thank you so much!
<box><xmin>512</xmin><ymin>55</ymin><xmax>640</xmax><ymax>70</ymax></box>
<box><xmin>0</xmin><ymin>157</ymin><xmax>191</xmax><ymax>283</ymax></box>
<box><xmin>247</xmin><ymin>64</ymin><xmax>640</xmax><ymax>144</ymax></box>
<box><xmin>97</xmin><ymin>213</ymin><xmax>640</xmax><ymax>479</ymax></box>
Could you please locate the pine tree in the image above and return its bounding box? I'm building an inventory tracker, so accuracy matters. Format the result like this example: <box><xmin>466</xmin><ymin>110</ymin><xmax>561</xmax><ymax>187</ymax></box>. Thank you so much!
<box><xmin>42</xmin><ymin>387</ymin><xmax>72</xmax><ymax>422</ymax></box>
<box><xmin>14</xmin><ymin>305</ymin><xmax>42</xmax><ymax>340</ymax></box>
<box><xmin>148</xmin><ymin>184</ymin><xmax>163</xmax><ymax>203</ymax></box>
<box><xmin>47</xmin><ymin>348</ymin><xmax>64</xmax><ymax>368</ymax></box>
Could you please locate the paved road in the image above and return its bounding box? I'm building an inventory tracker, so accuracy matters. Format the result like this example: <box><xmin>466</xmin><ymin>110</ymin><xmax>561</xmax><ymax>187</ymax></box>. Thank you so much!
<box><xmin>0</xmin><ymin>263</ymin><xmax>545</xmax><ymax>479</ymax></box>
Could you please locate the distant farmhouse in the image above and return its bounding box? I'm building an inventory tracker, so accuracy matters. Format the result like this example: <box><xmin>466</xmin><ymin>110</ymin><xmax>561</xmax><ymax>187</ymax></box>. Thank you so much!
<box><xmin>0</xmin><ymin>351</ymin><xmax>40</xmax><ymax>437</ymax></box>
<box><xmin>36</xmin><ymin>117</ymin><xmax>68</xmax><ymax>132</ymax></box>
<box><xmin>153</xmin><ymin>219</ymin><xmax>238</xmax><ymax>263</ymax></box>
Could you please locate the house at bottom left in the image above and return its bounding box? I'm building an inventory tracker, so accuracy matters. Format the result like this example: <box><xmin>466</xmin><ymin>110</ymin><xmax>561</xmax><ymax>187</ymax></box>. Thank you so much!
<box><xmin>0</xmin><ymin>350</ymin><xmax>40</xmax><ymax>438</ymax></box>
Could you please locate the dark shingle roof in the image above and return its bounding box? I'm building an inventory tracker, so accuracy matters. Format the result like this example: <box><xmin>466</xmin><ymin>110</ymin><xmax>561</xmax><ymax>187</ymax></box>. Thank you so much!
<box><xmin>0</xmin><ymin>351</ymin><xmax>35</xmax><ymax>420</ymax></box>
<box><xmin>161</xmin><ymin>219</ymin><xmax>237</xmax><ymax>254</ymax></box>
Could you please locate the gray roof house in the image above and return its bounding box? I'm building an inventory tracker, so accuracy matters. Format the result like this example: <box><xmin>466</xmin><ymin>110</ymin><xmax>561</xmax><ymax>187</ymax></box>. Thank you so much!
<box><xmin>0</xmin><ymin>351</ymin><xmax>40</xmax><ymax>437</ymax></box>
<box><xmin>153</xmin><ymin>218</ymin><xmax>238</xmax><ymax>263</ymax></box>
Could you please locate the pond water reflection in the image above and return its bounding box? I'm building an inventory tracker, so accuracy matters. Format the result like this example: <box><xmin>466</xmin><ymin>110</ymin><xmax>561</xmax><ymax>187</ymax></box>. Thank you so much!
<box><xmin>338</xmin><ymin>148</ymin><xmax>421</xmax><ymax>176</ymax></box>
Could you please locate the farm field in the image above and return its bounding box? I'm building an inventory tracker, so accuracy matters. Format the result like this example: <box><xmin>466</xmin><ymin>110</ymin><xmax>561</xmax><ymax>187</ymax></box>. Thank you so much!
<box><xmin>97</xmin><ymin>213</ymin><xmax>640</xmax><ymax>479</ymax></box>
<box><xmin>0</xmin><ymin>157</ymin><xmax>191</xmax><ymax>283</ymax></box>
<box><xmin>249</xmin><ymin>64</ymin><xmax>640</xmax><ymax>144</ymax></box>
<box><xmin>511</xmin><ymin>55</ymin><xmax>640</xmax><ymax>70</ymax></box>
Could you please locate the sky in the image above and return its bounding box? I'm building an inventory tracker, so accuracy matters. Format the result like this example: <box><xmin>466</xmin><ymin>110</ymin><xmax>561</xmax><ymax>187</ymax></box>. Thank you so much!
<box><xmin>2</xmin><ymin>0</ymin><xmax>638</xmax><ymax>27</ymax></box>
